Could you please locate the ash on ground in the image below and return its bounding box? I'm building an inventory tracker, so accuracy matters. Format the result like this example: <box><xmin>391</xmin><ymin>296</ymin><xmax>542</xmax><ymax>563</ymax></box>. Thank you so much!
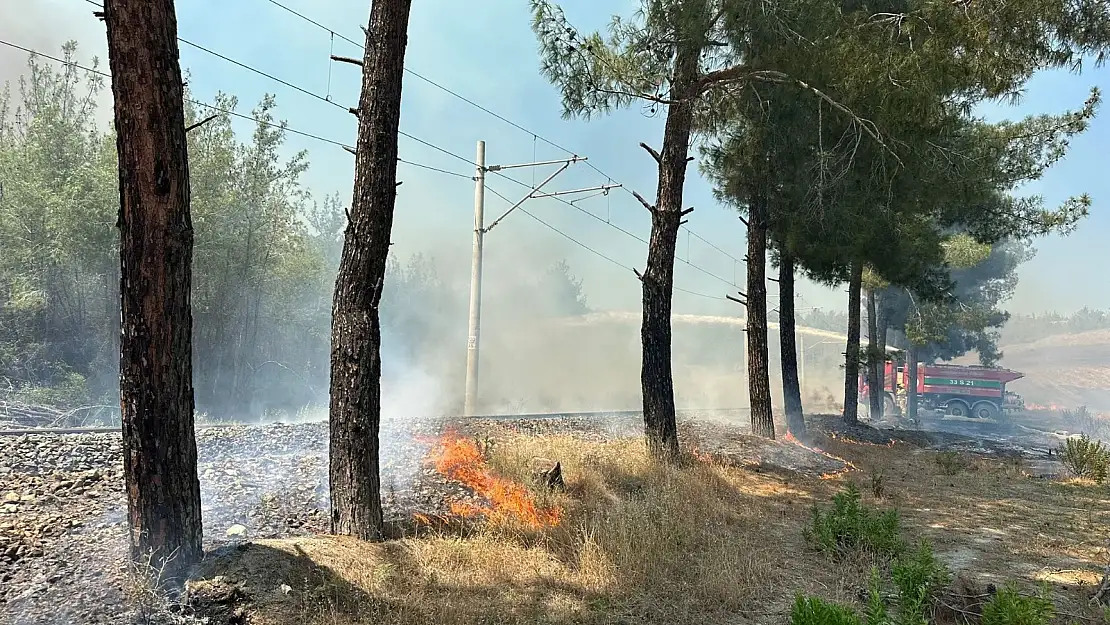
<box><xmin>0</xmin><ymin>419</ymin><xmax>461</xmax><ymax>624</ymax></box>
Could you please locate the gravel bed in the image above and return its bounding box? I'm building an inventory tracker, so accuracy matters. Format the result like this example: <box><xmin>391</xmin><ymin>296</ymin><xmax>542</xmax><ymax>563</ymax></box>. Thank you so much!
<box><xmin>0</xmin><ymin>418</ymin><xmax>467</xmax><ymax>624</ymax></box>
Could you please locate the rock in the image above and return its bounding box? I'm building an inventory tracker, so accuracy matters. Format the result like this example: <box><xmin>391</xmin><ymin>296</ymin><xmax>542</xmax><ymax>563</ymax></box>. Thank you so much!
<box><xmin>226</xmin><ymin>524</ymin><xmax>247</xmax><ymax>537</ymax></box>
<box><xmin>2</xmin><ymin>492</ymin><xmax>19</xmax><ymax>503</ymax></box>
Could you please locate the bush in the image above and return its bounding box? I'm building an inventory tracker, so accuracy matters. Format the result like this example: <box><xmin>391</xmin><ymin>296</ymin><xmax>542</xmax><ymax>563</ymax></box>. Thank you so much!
<box><xmin>934</xmin><ymin>451</ymin><xmax>973</xmax><ymax>475</ymax></box>
<box><xmin>804</xmin><ymin>483</ymin><xmax>904</xmax><ymax>558</ymax></box>
<box><xmin>890</xmin><ymin>542</ymin><xmax>950</xmax><ymax>624</ymax></box>
<box><xmin>794</xmin><ymin>541</ymin><xmax>1061</xmax><ymax>625</ymax></box>
<box><xmin>980</xmin><ymin>584</ymin><xmax>1055</xmax><ymax>625</ymax></box>
<box><xmin>792</xmin><ymin>551</ymin><xmax>947</xmax><ymax>625</ymax></box>
<box><xmin>790</xmin><ymin>595</ymin><xmax>865</xmax><ymax>625</ymax></box>
<box><xmin>1065</xmin><ymin>405</ymin><xmax>1110</xmax><ymax>440</ymax></box>
<box><xmin>1058</xmin><ymin>434</ymin><xmax>1110</xmax><ymax>482</ymax></box>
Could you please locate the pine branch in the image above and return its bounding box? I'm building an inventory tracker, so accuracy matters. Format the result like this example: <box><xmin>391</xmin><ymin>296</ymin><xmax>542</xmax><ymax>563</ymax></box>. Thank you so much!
<box><xmin>331</xmin><ymin>55</ymin><xmax>364</xmax><ymax>67</ymax></box>
<box><xmin>639</xmin><ymin>142</ymin><xmax>662</xmax><ymax>163</ymax></box>
<box><xmin>631</xmin><ymin>190</ymin><xmax>655</xmax><ymax>211</ymax></box>
<box><xmin>185</xmin><ymin>115</ymin><xmax>218</xmax><ymax>133</ymax></box>
<box><xmin>726</xmin><ymin>293</ymin><xmax>748</xmax><ymax>306</ymax></box>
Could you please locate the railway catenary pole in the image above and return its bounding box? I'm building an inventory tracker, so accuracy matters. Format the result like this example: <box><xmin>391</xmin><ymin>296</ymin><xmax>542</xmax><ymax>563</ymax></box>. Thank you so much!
<box><xmin>463</xmin><ymin>141</ymin><xmax>486</xmax><ymax>417</ymax></box>
<box><xmin>462</xmin><ymin>140</ymin><xmax>620</xmax><ymax>415</ymax></box>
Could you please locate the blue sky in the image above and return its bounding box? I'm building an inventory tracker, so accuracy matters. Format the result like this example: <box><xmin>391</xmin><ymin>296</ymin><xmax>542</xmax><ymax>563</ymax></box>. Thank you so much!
<box><xmin>5</xmin><ymin>0</ymin><xmax>1108</xmax><ymax>316</ymax></box>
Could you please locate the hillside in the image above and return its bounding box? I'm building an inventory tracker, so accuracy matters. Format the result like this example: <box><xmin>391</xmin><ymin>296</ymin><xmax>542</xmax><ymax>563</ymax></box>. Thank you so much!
<box><xmin>997</xmin><ymin>329</ymin><xmax>1110</xmax><ymax>411</ymax></box>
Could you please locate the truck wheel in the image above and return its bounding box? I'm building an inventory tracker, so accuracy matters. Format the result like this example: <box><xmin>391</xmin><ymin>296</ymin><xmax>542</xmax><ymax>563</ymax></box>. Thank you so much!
<box><xmin>946</xmin><ymin>400</ymin><xmax>971</xmax><ymax>418</ymax></box>
<box><xmin>972</xmin><ymin>401</ymin><xmax>1000</xmax><ymax>420</ymax></box>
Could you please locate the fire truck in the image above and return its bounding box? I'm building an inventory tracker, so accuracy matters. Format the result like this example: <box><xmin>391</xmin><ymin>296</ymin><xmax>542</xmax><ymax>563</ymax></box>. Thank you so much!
<box><xmin>859</xmin><ymin>361</ymin><xmax>1025</xmax><ymax>420</ymax></box>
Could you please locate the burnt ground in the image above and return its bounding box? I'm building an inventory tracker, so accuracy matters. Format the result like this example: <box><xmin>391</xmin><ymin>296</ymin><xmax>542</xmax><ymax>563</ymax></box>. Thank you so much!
<box><xmin>0</xmin><ymin>410</ymin><xmax>1075</xmax><ymax>624</ymax></box>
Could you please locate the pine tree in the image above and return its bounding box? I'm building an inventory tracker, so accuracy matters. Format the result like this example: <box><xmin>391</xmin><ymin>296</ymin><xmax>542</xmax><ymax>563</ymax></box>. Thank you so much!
<box><xmin>329</xmin><ymin>0</ymin><xmax>413</xmax><ymax>540</ymax></box>
<box><xmin>103</xmin><ymin>0</ymin><xmax>202</xmax><ymax>577</ymax></box>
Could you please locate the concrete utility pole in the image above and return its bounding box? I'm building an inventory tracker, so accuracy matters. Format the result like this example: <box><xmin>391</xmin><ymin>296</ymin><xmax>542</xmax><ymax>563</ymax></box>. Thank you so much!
<box><xmin>462</xmin><ymin>140</ymin><xmax>620</xmax><ymax>416</ymax></box>
<box><xmin>464</xmin><ymin>141</ymin><xmax>486</xmax><ymax>417</ymax></box>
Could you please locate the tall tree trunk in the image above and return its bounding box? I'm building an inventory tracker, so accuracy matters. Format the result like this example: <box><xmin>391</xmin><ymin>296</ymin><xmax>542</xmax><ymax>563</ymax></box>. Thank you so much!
<box><xmin>907</xmin><ymin>344</ymin><xmax>919</xmax><ymax>423</ymax></box>
<box><xmin>746</xmin><ymin>193</ymin><xmax>774</xmax><ymax>439</ymax></box>
<box><xmin>104</xmin><ymin>0</ymin><xmax>202</xmax><ymax>577</ymax></box>
<box><xmin>866</xmin><ymin>287</ymin><xmax>883</xmax><ymax>421</ymax></box>
<box><xmin>639</xmin><ymin>46</ymin><xmax>699</xmax><ymax>461</ymax></box>
<box><xmin>328</xmin><ymin>0</ymin><xmax>412</xmax><ymax>540</ymax></box>
<box><xmin>842</xmin><ymin>261</ymin><xmax>863</xmax><ymax>424</ymax></box>
<box><xmin>876</xmin><ymin>290</ymin><xmax>891</xmax><ymax>414</ymax></box>
<box><xmin>778</xmin><ymin>250</ymin><xmax>805</xmax><ymax>437</ymax></box>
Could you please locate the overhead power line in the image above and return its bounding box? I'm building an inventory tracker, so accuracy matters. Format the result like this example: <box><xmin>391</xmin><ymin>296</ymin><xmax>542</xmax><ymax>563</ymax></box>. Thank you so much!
<box><xmin>255</xmin><ymin>0</ymin><xmax>744</xmax><ymax>266</ymax></box>
<box><xmin>3</xmin><ymin>35</ymin><xmax>733</xmax><ymax>300</ymax></box>
<box><xmin>83</xmin><ymin>0</ymin><xmax>744</xmax><ymax>270</ymax></box>
<box><xmin>80</xmin><ymin>0</ymin><xmax>477</xmax><ymax>169</ymax></box>
<box><xmin>0</xmin><ymin>38</ymin><xmax>474</xmax><ymax>181</ymax></box>
<box><xmin>491</xmin><ymin>171</ymin><xmax>738</xmax><ymax>290</ymax></box>
<box><xmin>484</xmin><ymin>186</ymin><xmax>724</xmax><ymax>301</ymax></box>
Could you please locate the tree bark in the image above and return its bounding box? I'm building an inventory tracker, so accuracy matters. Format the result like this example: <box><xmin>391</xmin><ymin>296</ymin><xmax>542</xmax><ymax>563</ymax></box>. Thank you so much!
<box><xmin>745</xmin><ymin>193</ymin><xmax>774</xmax><ymax>439</ymax></box>
<box><xmin>778</xmin><ymin>251</ymin><xmax>805</xmax><ymax>437</ymax></box>
<box><xmin>866</xmin><ymin>287</ymin><xmax>883</xmax><ymax>421</ymax></box>
<box><xmin>104</xmin><ymin>0</ymin><xmax>202</xmax><ymax>577</ymax></box>
<box><xmin>328</xmin><ymin>0</ymin><xmax>412</xmax><ymax>540</ymax></box>
<box><xmin>877</xmin><ymin>290</ymin><xmax>891</xmax><ymax>413</ymax></box>
<box><xmin>907</xmin><ymin>343</ymin><xmax>919</xmax><ymax>423</ymax></box>
<box><xmin>842</xmin><ymin>261</ymin><xmax>863</xmax><ymax>424</ymax></box>
<box><xmin>640</xmin><ymin>45</ymin><xmax>699</xmax><ymax>461</ymax></box>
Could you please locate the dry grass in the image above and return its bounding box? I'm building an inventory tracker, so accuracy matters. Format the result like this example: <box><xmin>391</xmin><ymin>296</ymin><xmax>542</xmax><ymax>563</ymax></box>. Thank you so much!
<box><xmin>192</xmin><ymin>427</ymin><xmax>1110</xmax><ymax>625</ymax></box>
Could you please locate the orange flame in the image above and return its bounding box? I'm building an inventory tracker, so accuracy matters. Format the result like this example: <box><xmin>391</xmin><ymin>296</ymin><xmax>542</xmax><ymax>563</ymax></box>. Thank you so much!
<box><xmin>688</xmin><ymin>445</ymin><xmax>715</xmax><ymax>464</ymax></box>
<box><xmin>426</xmin><ymin>433</ymin><xmax>562</xmax><ymax>528</ymax></box>
<box><xmin>782</xmin><ymin>431</ymin><xmax>860</xmax><ymax>479</ymax></box>
<box><xmin>828</xmin><ymin>432</ymin><xmax>896</xmax><ymax>448</ymax></box>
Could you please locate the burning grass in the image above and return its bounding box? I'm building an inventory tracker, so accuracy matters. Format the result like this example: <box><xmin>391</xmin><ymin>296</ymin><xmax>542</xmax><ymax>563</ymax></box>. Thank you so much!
<box><xmin>191</xmin><ymin>420</ymin><xmax>1110</xmax><ymax>625</ymax></box>
<box><xmin>425</xmin><ymin>432</ymin><xmax>563</xmax><ymax>528</ymax></box>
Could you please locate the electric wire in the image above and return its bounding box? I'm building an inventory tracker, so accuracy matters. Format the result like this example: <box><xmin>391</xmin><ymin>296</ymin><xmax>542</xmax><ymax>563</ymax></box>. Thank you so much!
<box><xmin>491</xmin><ymin>170</ymin><xmax>739</xmax><ymax>290</ymax></box>
<box><xmin>83</xmin><ymin>0</ymin><xmax>744</xmax><ymax>272</ymax></box>
<box><xmin>80</xmin><ymin>0</ymin><xmax>476</xmax><ymax>168</ymax></box>
<box><xmin>255</xmin><ymin>0</ymin><xmax>745</xmax><ymax>265</ymax></box>
<box><xmin>0</xmin><ymin>38</ymin><xmax>474</xmax><ymax>181</ymax></box>
<box><xmin>484</xmin><ymin>186</ymin><xmax>724</xmax><ymax>300</ymax></box>
<box><xmin>3</xmin><ymin>35</ymin><xmax>731</xmax><ymax>300</ymax></box>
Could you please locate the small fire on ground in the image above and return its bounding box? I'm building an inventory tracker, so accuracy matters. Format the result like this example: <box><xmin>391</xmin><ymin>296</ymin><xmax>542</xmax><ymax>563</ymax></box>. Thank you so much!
<box><xmin>423</xmin><ymin>432</ymin><xmax>562</xmax><ymax>528</ymax></box>
<box><xmin>783</xmin><ymin>431</ymin><xmax>859</xmax><ymax>479</ymax></box>
<box><xmin>828</xmin><ymin>432</ymin><xmax>897</xmax><ymax>448</ymax></box>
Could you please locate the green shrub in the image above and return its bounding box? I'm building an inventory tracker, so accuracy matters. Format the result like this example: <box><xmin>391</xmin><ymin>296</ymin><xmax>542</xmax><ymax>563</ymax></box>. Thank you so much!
<box><xmin>794</xmin><ymin>543</ymin><xmax>1060</xmax><ymax>625</ymax></box>
<box><xmin>980</xmin><ymin>584</ymin><xmax>1055</xmax><ymax>625</ymax></box>
<box><xmin>864</xmin><ymin>568</ymin><xmax>890</xmax><ymax>625</ymax></box>
<box><xmin>804</xmin><ymin>483</ymin><xmax>904</xmax><ymax>558</ymax></box>
<box><xmin>935</xmin><ymin>451</ymin><xmax>973</xmax><ymax>475</ymax></box>
<box><xmin>1066</xmin><ymin>405</ymin><xmax>1110</xmax><ymax>440</ymax></box>
<box><xmin>12</xmin><ymin>371</ymin><xmax>92</xmax><ymax>407</ymax></box>
<box><xmin>790</xmin><ymin>594</ymin><xmax>864</xmax><ymax>625</ymax></box>
<box><xmin>1058</xmin><ymin>434</ymin><xmax>1110</xmax><ymax>482</ymax></box>
<box><xmin>890</xmin><ymin>542</ymin><xmax>951</xmax><ymax>624</ymax></box>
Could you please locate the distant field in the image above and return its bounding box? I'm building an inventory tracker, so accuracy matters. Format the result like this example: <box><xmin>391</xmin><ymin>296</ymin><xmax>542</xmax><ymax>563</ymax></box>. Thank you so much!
<box><xmin>997</xmin><ymin>329</ymin><xmax>1110</xmax><ymax>412</ymax></box>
